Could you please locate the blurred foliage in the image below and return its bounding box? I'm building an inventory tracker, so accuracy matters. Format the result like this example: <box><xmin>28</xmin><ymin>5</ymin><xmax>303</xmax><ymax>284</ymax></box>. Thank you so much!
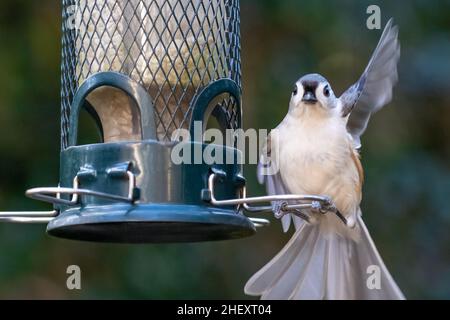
<box><xmin>0</xmin><ymin>0</ymin><xmax>449</xmax><ymax>299</ymax></box>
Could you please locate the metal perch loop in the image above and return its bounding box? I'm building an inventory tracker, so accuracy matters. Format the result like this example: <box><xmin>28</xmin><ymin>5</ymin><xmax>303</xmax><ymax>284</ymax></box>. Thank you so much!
<box><xmin>204</xmin><ymin>171</ymin><xmax>347</xmax><ymax>226</ymax></box>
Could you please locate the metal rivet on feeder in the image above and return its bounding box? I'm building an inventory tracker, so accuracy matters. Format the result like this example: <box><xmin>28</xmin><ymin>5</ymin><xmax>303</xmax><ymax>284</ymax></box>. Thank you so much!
<box><xmin>0</xmin><ymin>0</ymin><xmax>337</xmax><ymax>243</ymax></box>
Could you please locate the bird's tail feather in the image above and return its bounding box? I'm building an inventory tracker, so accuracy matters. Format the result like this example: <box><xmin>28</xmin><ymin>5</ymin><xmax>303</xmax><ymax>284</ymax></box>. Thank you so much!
<box><xmin>244</xmin><ymin>215</ymin><xmax>405</xmax><ymax>300</ymax></box>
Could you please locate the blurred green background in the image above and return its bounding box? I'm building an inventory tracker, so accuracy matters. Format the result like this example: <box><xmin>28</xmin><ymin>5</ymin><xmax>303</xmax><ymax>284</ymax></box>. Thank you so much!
<box><xmin>0</xmin><ymin>0</ymin><xmax>449</xmax><ymax>299</ymax></box>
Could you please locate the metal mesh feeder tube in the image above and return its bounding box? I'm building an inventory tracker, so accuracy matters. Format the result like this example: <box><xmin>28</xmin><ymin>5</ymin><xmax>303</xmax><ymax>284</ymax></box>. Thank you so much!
<box><xmin>47</xmin><ymin>0</ymin><xmax>254</xmax><ymax>242</ymax></box>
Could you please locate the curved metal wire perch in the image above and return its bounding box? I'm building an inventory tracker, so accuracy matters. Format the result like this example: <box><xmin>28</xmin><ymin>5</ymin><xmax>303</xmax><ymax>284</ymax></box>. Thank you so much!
<box><xmin>205</xmin><ymin>172</ymin><xmax>347</xmax><ymax>227</ymax></box>
<box><xmin>0</xmin><ymin>170</ymin><xmax>345</xmax><ymax>228</ymax></box>
<box><xmin>0</xmin><ymin>211</ymin><xmax>58</xmax><ymax>224</ymax></box>
<box><xmin>25</xmin><ymin>171</ymin><xmax>137</xmax><ymax>206</ymax></box>
<box><xmin>0</xmin><ymin>170</ymin><xmax>137</xmax><ymax>224</ymax></box>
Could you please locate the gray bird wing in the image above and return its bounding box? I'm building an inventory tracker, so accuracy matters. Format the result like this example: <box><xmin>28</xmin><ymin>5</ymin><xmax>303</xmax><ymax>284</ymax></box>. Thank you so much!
<box><xmin>257</xmin><ymin>132</ymin><xmax>304</xmax><ymax>232</ymax></box>
<box><xmin>340</xmin><ymin>18</ymin><xmax>400</xmax><ymax>149</ymax></box>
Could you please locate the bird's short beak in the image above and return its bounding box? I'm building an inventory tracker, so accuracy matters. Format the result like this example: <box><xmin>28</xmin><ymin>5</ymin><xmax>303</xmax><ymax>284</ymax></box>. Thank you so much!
<box><xmin>302</xmin><ymin>91</ymin><xmax>317</xmax><ymax>104</ymax></box>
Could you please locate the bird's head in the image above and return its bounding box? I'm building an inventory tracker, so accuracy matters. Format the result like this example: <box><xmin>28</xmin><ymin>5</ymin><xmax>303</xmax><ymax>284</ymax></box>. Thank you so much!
<box><xmin>289</xmin><ymin>73</ymin><xmax>338</xmax><ymax>115</ymax></box>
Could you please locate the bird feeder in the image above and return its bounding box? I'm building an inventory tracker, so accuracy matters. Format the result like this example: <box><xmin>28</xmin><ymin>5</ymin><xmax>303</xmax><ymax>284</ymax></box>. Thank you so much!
<box><xmin>0</xmin><ymin>0</ymin><xmax>336</xmax><ymax>243</ymax></box>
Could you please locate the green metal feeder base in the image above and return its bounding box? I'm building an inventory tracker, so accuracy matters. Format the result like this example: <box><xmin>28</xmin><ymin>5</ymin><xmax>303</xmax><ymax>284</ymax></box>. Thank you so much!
<box><xmin>47</xmin><ymin>204</ymin><xmax>255</xmax><ymax>243</ymax></box>
<box><xmin>41</xmin><ymin>73</ymin><xmax>253</xmax><ymax>243</ymax></box>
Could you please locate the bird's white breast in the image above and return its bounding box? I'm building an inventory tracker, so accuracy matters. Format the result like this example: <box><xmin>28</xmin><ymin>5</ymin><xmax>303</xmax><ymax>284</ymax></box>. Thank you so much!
<box><xmin>274</xmin><ymin>108</ymin><xmax>360</xmax><ymax>217</ymax></box>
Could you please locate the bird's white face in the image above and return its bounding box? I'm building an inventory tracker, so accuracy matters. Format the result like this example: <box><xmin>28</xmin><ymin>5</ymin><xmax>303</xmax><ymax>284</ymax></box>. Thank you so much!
<box><xmin>289</xmin><ymin>74</ymin><xmax>339</xmax><ymax>115</ymax></box>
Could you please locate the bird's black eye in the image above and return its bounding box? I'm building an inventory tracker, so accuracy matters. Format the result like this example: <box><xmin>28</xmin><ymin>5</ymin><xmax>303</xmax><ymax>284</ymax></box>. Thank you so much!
<box><xmin>292</xmin><ymin>85</ymin><xmax>298</xmax><ymax>96</ymax></box>
<box><xmin>323</xmin><ymin>85</ymin><xmax>330</xmax><ymax>98</ymax></box>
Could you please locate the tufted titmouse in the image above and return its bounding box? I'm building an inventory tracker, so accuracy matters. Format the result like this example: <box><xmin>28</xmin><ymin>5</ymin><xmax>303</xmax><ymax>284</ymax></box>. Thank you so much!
<box><xmin>245</xmin><ymin>19</ymin><xmax>404</xmax><ymax>299</ymax></box>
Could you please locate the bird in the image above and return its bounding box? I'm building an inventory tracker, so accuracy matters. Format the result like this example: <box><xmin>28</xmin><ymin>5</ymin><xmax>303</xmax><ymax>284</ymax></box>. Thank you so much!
<box><xmin>244</xmin><ymin>19</ymin><xmax>404</xmax><ymax>300</ymax></box>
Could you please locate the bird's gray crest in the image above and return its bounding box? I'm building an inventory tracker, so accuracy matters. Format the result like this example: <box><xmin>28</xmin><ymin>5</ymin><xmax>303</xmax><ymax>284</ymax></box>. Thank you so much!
<box><xmin>297</xmin><ymin>73</ymin><xmax>328</xmax><ymax>86</ymax></box>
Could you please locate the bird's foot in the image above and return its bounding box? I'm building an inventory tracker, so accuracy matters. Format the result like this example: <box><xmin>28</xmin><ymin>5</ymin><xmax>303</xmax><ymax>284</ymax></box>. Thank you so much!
<box><xmin>311</xmin><ymin>200</ymin><xmax>323</xmax><ymax>213</ymax></box>
<box><xmin>311</xmin><ymin>198</ymin><xmax>335</xmax><ymax>215</ymax></box>
<box><xmin>312</xmin><ymin>197</ymin><xmax>354</xmax><ymax>228</ymax></box>
<box><xmin>291</xmin><ymin>209</ymin><xmax>311</xmax><ymax>223</ymax></box>
<box><xmin>273</xmin><ymin>201</ymin><xmax>288</xmax><ymax>219</ymax></box>
<box><xmin>273</xmin><ymin>202</ymin><xmax>312</xmax><ymax>224</ymax></box>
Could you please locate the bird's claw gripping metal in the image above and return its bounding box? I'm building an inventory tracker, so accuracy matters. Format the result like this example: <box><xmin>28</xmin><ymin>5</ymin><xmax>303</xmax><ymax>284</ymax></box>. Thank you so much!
<box><xmin>273</xmin><ymin>201</ymin><xmax>288</xmax><ymax>219</ymax></box>
<box><xmin>204</xmin><ymin>171</ymin><xmax>348</xmax><ymax>227</ymax></box>
<box><xmin>311</xmin><ymin>200</ymin><xmax>323</xmax><ymax>213</ymax></box>
<box><xmin>271</xmin><ymin>202</ymin><xmax>310</xmax><ymax>223</ymax></box>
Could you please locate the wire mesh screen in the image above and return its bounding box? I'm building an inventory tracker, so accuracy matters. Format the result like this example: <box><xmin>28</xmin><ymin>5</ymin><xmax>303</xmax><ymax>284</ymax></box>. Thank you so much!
<box><xmin>61</xmin><ymin>0</ymin><xmax>241</xmax><ymax>149</ymax></box>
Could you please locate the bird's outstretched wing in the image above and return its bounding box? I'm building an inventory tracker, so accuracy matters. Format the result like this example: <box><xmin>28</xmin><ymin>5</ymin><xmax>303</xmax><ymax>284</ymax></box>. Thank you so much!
<box><xmin>340</xmin><ymin>19</ymin><xmax>400</xmax><ymax>149</ymax></box>
<box><xmin>257</xmin><ymin>132</ymin><xmax>304</xmax><ymax>232</ymax></box>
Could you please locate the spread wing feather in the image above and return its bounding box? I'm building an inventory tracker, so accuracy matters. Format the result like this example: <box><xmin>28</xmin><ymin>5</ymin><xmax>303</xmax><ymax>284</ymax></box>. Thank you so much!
<box><xmin>340</xmin><ymin>19</ymin><xmax>401</xmax><ymax>149</ymax></box>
